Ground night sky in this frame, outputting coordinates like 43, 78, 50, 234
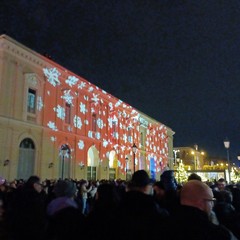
2, 0, 240, 163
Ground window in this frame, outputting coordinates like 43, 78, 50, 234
92, 113, 97, 132
27, 89, 36, 113
127, 127, 132, 143
87, 166, 96, 180
65, 103, 71, 124
140, 132, 144, 147
112, 120, 117, 138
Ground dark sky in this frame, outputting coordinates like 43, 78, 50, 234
2, 0, 240, 163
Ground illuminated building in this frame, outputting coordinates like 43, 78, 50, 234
0, 35, 174, 181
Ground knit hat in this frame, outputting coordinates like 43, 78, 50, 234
54, 180, 77, 197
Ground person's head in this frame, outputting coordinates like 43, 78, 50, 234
153, 181, 165, 200
188, 173, 202, 181
216, 178, 226, 191
180, 180, 215, 216
54, 180, 77, 198
25, 175, 43, 193
160, 170, 177, 191
95, 183, 120, 206
129, 170, 153, 194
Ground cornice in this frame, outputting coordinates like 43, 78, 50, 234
0, 35, 48, 69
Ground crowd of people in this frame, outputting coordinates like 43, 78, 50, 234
0, 170, 240, 239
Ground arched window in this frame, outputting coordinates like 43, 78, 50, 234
20, 138, 35, 149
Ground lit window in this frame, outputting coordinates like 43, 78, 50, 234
27, 89, 36, 113
127, 127, 132, 143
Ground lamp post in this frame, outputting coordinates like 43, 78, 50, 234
223, 138, 231, 183
173, 149, 180, 167
132, 143, 137, 173
60, 144, 69, 179
125, 157, 128, 180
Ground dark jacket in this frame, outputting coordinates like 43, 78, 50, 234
117, 190, 169, 239
168, 205, 238, 240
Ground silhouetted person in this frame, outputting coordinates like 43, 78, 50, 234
117, 170, 169, 240
45, 180, 86, 240
168, 180, 238, 240
6, 175, 47, 240
86, 183, 121, 240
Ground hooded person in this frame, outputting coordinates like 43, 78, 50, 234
46, 180, 78, 216
45, 180, 86, 240
159, 170, 180, 214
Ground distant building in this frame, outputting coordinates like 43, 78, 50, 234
173, 146, 206, 171
0, 35, 174, 181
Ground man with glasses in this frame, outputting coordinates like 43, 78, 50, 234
167, 180, 238, 240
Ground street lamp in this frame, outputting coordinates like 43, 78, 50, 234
223, 138, 231, 183
132, 143, 137, 173
60, 144, 69, 179
173, 149, 180, 166
125, 157, 128, 180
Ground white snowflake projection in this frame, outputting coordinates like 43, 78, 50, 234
84, 95, 89, 101
109, 102, 113, 111
88, 131, 93, 138
78, 140, 84, 150
37, 96, 43, 111
47, 91, 50, 95
61, 90, 74, 105
73, 115, 82, 129
97, 118, 103, 129
91, 93, 99, 104
95, 132, 101, 139
115, 100, 122, 107
128, 122, 133, 129
47, 121, 58, 131
88, 86, 94, 92
67, 126, 73, 132
50, 136, 56, 142
108, 118, 113, 128
78, 81, 86, 89
121, 145, 126, 151
43, 68, 61, 87
161, 133, 165, 139
114, 132, 119, 139
53, 105, 65, 120
103, 139, 108, 148
79, 102, 87, 114
66, 76, 79, 87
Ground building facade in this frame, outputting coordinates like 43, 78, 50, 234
173, 146, 206, 171
0, 35, 174, 181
